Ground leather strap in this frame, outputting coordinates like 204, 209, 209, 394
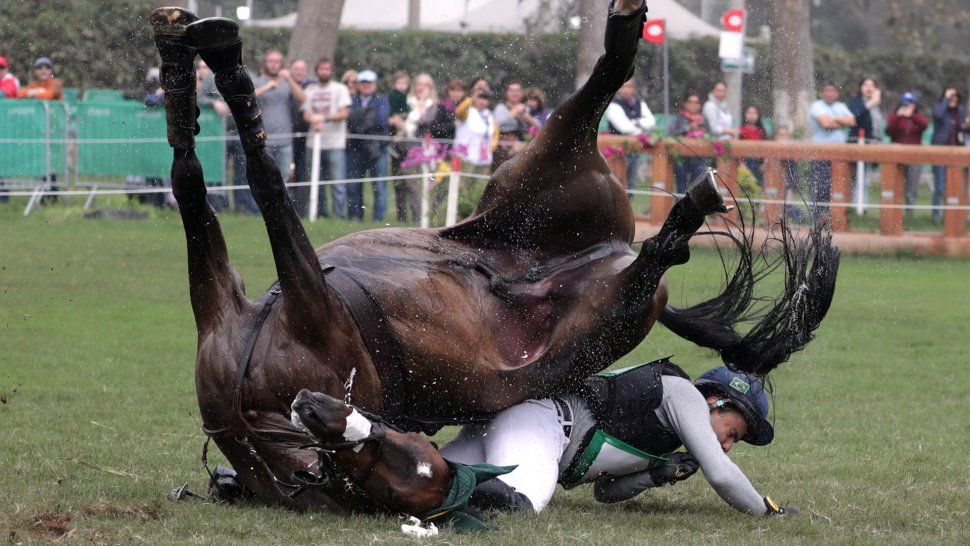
325, 268, 406, 418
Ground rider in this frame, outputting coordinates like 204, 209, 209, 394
439, 358, 795, 517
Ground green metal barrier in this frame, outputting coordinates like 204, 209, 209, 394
0, 99, 69, 178
75, 101, 225, 182
62, 87, 81, 104
82, 88, 125, 102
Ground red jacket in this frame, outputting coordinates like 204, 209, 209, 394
885, 113, 928, 145
738, 123, 766, 140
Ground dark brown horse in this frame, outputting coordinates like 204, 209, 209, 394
151, 0, 837, 518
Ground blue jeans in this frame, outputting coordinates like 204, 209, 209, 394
674, 156, 709, 194
932, 165, 947, 222
227, 139, 259, 214
625, 152, 643, 197
266, 142, 293, 181
808, 160, 832, 216
346, 147, 387, 222
314, 147, 347, 219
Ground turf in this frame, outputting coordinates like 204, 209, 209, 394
1, 201, 968, 545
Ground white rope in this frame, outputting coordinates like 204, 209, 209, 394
0, 173, 432, 198
626, 187, 970, 211
0, 132, 457, 146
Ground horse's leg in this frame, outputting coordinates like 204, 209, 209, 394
150, 8, 245, 333
185, 19, 334, 327
290, 390, 451, 515
445, 1, 648, 250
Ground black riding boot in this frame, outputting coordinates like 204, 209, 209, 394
185, 18, 265, 154
468, 478, 535, 513
149, 7, 200, 149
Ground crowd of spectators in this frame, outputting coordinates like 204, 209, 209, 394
2, 49, 970, 223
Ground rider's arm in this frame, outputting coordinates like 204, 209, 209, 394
660, 378, 768, 515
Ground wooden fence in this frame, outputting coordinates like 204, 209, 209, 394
598, 136, 970, 242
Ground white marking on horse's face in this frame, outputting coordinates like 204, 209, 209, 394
416, 462, 432, 478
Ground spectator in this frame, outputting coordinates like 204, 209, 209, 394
428, 78, 466, 141
493, 80, 534, 167
702, 81, 737, 139
143, 67, 164, 108
808, 82, 855, 214
886, 93, 929, 216
388, 71, 412, 216
397, 72, 437, 222
0, 56, 21, 98
288, 59, 315, 215
341, 70, 358, 98
667, 91, 709, 193
454, 89, 496, 218
253, 49, 306, 179
930, 87, 969, 223
345, 69, 390, 222
738, 105, 767, 186
523, 87, 550, 131
17, 57, 63, 100
302, 58, 352, 219
848, 77, 884, 143
606, 79, 656, 196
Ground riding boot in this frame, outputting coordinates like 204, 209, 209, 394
468, 478, 535, 513
149, 7, 200, 150
185, 17, 265, 154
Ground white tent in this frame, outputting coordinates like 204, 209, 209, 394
251, 0, 720, 39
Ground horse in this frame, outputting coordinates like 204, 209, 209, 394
150, 0, 838, 518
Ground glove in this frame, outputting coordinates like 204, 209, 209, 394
648, 452, 699, 486
764, 496, 799, 516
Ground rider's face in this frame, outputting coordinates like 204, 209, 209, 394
707, 398, 748, 453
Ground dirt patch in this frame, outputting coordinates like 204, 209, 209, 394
25, 508, 74, 540
83, 500, 166, 523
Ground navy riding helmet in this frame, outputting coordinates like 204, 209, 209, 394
694, 367, 773, 446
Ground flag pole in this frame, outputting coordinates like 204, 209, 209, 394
662, 32, 670, 118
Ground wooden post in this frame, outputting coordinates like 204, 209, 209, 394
607, 152, 628, 189
879, 163, 904, 235
763, 158, 784, 226
715, 154, 741, 223
943, 166, 968, 238
830, 161, 852, 232
650, 148, 674, 224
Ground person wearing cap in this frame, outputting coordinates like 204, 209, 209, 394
439, 357, 794, 517
0, 56, 20, 99
345, 69, 391, 222
17, 57, 62, 100
886, 93, 929, 215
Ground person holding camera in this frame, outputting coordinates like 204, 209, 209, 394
930, 88, 969, 223
886, 93, 929, 215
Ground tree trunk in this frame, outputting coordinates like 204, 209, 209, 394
408, 0, 421, 30
770, 0, 814, 136
575, 0, 608, 89
288, 0, 346, 63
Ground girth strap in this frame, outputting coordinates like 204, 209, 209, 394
325, 267, 407, 418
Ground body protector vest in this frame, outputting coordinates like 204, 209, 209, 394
607, 96, 642, 135
560, 357, 691, 488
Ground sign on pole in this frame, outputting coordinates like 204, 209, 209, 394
641, 18, 669, 117
720, 47, 755, 74
717, 8, 745, 61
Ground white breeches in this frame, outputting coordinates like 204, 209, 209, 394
439, 399, 569, 513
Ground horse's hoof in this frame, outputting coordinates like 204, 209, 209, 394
290, 389, 350, 440
686, 168, 729, 215
149, 7, 199, 36
185, 17, 238, 49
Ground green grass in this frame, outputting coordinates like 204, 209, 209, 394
1, 202, 968, 544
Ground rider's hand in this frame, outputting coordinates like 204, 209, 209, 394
648, 452, 699, 486
764, 496, 799, 516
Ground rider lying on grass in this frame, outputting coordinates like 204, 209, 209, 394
438, 358, 795, 516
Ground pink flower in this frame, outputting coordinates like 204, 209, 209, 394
601, 146, 615, 159
713, 140, 727, 156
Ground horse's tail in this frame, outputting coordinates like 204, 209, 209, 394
658, 216, 840, 377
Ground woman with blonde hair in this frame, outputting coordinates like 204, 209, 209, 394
394, 72, 439, 222
341, 69, 358, 97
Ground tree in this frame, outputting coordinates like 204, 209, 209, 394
769, 0, 814, 136
287, 0, 345, 63
574, 0, 607, 89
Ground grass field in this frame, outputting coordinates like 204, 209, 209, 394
1, 201, 968, 545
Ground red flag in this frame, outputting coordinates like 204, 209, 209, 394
721, 9, 744, 32
642, 18, 665, 44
